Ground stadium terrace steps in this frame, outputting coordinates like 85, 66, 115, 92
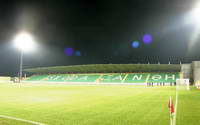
25, 73, 180, 84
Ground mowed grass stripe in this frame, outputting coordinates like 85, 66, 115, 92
0, 83, 176, 125
176, 87, 200, 125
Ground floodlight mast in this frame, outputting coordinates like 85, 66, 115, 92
19, 50, 23, 83
14, 32, 35, 83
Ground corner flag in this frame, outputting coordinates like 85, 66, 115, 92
168, 97, 174, 114
168, 96, 175, 125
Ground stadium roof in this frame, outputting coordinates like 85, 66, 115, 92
24, 64, 181, 74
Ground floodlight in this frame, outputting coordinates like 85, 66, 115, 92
13, 32, 36, 83
185, 3, 200, 25
14, 32, 35, 52
184, 3, 200, 53
191, 7, 200, 23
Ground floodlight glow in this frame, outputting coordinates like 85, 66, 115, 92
185, 2, 200, 53
191, 7, 200, 23
14, 32, 35, 52
185, 3, 200, 25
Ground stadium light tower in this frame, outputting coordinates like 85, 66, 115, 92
14, 32, 36, 83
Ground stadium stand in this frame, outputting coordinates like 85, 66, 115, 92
25, 73, 180, 84
23, 64, 182, 85
99, 74, 126, 83
26, 75, 48, 81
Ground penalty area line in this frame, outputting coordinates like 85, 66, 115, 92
0, 115, 47, 125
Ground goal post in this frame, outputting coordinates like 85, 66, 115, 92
176, 79, 190, 90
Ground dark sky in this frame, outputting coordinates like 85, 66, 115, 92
0, 0, 200, 76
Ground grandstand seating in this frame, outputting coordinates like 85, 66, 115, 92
26, 75, 48, 81
125, 73, 148, 83
99, 74, 126, 83
25, 73, 180, 84
42, 74, 100, 82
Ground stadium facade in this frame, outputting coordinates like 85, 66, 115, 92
182, 61, 200, 85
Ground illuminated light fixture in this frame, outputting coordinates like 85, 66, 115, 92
13, 31, 36, 83
185, 2, 200, 54
14, 32, 35, 52
191, 4, 200, 23
185, 3, 200, 25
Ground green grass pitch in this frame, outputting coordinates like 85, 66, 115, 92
0, 83, 199, 125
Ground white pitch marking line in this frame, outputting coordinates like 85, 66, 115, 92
0, 115, 47, 125
145, 74, 150, 85
174, 87, 178, 125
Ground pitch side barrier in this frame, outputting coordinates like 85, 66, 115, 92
24, 73, 180, 85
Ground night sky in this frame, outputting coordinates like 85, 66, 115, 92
0, 0, 200, 76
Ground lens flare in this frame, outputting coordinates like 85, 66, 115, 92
143, 34, 153, 44
75, 50, 81, 56
131, 41, 140, 48
64, 48, 74, 56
